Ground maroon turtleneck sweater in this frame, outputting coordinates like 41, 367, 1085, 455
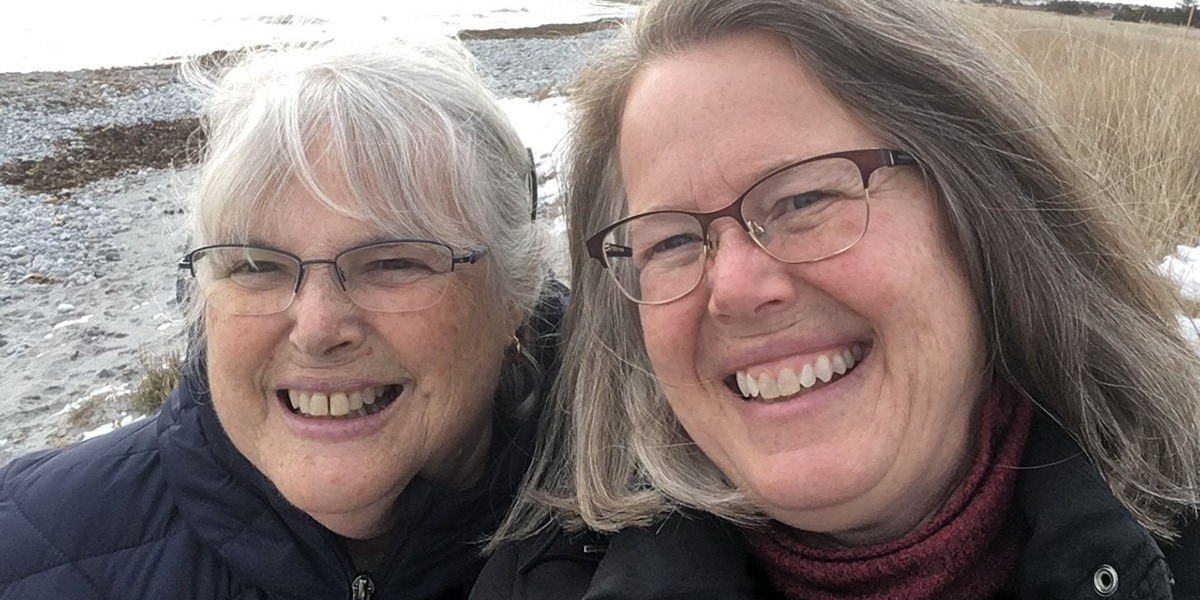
743, 384, 1033, 600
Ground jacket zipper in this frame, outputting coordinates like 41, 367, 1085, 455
350, 573, 375, 600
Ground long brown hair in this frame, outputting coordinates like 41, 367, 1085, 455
496, 0, 1200, 544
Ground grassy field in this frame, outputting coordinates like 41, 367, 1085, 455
955, 4, 1200, 259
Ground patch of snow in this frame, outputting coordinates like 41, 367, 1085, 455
52, 314, 95, 330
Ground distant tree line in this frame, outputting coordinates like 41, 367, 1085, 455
973, 1, 1199, 28
1041, 1, 1095, 15
1110, 4, 1197, 27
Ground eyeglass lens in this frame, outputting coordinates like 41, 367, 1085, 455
601, 156, 871, 304
189, 242, 458, 315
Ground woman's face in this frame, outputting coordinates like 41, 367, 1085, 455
204, 164, 513, 539
618, 32, 988, 545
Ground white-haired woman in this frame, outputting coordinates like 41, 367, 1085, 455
0, 36, 563, 599
476, 0, 1200, 598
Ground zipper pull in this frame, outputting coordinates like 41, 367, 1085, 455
350, 573, 375, 600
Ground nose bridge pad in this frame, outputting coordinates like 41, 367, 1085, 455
294, 261, 352, 306
746, 220, 767, 245
330, 262, 350, 292
705, 217, 763, 261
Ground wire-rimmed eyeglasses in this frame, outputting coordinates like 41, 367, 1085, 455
585, 148, 918, 305
178, 240, 489, 315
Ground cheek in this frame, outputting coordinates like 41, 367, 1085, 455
400, 286, 511, 396
851, 202, 974, 326
204, 310, 278, 396
848, 222, 985, 392
639, 302, 704, 381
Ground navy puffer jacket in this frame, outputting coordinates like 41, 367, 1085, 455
0, 282, 565, 600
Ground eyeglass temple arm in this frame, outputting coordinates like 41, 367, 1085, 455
527, 148, 538, 221
890, 149, 918, 167
452, 247, 490, 265
604, 244, 632, 258
860, 149, 919, 186
175, 255, 195, 305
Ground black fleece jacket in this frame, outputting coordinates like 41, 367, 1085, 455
473, 411, 1200, 600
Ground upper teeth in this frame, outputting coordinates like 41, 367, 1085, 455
735, 344, 863, 400
287, 386, 386, 417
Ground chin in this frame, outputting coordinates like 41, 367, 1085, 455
741, 453, 882, 527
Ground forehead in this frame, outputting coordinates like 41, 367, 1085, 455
223, 152, 454, 252
247, 183, 388, 254
617, 31, 881, 213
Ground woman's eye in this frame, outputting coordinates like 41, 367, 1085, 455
230, 260, 284, 275
782, 191, 829, 211
367, 259, 433, 272
644, 233, 702, 260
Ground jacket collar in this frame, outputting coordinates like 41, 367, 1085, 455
1009, 410, 1178, 599
506, 406, 1192, 600
154, 338, 554, 597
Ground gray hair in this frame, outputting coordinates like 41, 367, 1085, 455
181, 36, 552, 360
497, 0, 1200, 544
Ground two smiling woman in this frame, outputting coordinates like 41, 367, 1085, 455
3, 0, 1199, 598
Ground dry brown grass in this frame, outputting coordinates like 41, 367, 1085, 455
65, 349, 180, 434
956, 5, 1200, 258
128, 350, 182, 415
65, 394, 109, 429
457, 18, 622, 41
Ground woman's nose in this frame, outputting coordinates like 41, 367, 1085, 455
287, 265, 363, 357
704, 225, 799, 319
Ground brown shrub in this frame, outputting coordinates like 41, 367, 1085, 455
961, 5, 1200, 258
127, 350, 182, 416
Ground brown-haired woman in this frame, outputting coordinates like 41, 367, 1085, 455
475, 0, 1200, 598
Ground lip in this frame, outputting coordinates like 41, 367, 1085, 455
716, 335, 871, 378
272, 377, 408, 443
275, 377, 400, 394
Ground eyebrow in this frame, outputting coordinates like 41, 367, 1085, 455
237, 234, 411, 255
627, 153, 808, 214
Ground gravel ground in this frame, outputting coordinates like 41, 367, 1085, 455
0, 26, 618, 464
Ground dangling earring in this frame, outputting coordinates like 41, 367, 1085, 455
500, 329, 542, 417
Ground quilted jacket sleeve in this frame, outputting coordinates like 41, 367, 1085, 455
0, 418, 180, 599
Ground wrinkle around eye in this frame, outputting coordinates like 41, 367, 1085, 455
637, 233, 705, 269
763, 190, 838, 221
364, 258, 427, 271
783, 191, 827, 210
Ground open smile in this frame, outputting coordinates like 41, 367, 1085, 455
725, 343, 867, 402
278, 385, 403, 418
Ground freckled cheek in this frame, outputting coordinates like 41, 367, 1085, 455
447, 321, 476, 362
205, 311, 281, 396
393, 300, 501, 392
864, 263, 982, 389
639, 304, 705, 381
